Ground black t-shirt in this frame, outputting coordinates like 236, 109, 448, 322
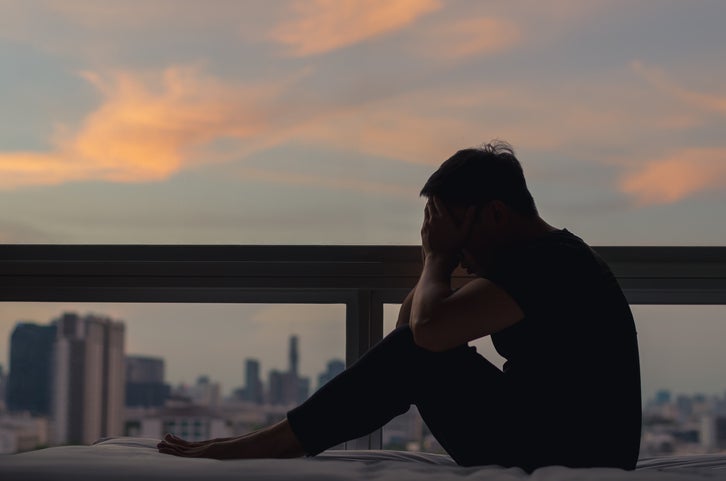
486, 228, 642, 469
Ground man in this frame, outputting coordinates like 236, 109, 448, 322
158, 141, 642, 471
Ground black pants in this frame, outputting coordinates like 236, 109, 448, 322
287, 325, 521, 468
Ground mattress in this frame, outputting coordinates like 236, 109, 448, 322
1, 437, 726, 481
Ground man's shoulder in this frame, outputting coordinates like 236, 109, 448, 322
498, 228, 613, 283
507, 228, 592, 263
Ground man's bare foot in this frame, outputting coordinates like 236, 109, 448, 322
157, 419, 305, 459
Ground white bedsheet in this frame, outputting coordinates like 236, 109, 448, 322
1, 437, 725, 481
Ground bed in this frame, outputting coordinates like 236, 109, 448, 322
1, 437, 726, 481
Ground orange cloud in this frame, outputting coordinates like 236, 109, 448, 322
0, 67, 296, 189
270, 0, 441, 56
415, 16, 522, 59
619, 148, 726, 205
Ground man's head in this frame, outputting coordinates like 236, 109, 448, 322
420, 140, 536, 217
420, 141, 540, 274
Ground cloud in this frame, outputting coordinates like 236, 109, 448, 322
236, 167, 411, 198
414, 16, 522, 59
619, 148, 726, 205
270, 0, 441, 56
284, 80, 654, 167
44, 1, 231, 29
631, 60, 726, 116
293, 107, 473, 167
614, 63, 726, 205
0, 67, 297, 189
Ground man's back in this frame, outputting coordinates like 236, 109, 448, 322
487, 229, 642, 469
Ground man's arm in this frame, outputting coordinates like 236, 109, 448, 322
410, 255, 524, 351
395, 284, 417, 328
411, 197, 524, 351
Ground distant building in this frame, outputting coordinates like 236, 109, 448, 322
126, 356, 164, 383
125, 356, 169, 408
186, 376, 221, 407
267, 369, 285, 405
6, 323, 57, 416
287, 336, 311, 404
0, 413, 49, 454
317, 359, 345, 391
676, 395, 694, 422
700, 414, 716, 451
297, 377, 310, 404
655, 389, 672, 406
716, 417, 726, 451
281, 370, 302, 405
266, 336, 311, 406
289, 336, 299, 376
383, 406, 424, 451
52, 313, 126, 445
244, 359, 263, 404
0, 364, 5, 411
125, 403, 231, 442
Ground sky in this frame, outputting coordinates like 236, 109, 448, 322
1, 1, 725, 401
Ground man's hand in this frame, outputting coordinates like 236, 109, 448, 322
421, 197, 476, 269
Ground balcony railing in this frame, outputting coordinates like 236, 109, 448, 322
1, 245, 725, 448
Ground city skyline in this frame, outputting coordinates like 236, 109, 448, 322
1, 306, 348, 399
1, 303, 725, 402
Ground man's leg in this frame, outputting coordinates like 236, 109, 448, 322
411, 339, 516, 467
287, 325, 513, 465
159, 325, 512, 462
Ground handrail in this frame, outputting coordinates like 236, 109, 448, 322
0, 245, 724, 303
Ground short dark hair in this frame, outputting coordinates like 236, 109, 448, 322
420, 140, 538, 217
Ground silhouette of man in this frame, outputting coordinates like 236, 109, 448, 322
159, 141, 642, 471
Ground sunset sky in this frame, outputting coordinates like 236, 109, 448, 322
1, 1, 725, 401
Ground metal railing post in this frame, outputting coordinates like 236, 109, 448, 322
344, 289, 384, 449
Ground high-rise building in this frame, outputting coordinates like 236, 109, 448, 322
126, 356, 164, 384
267, 335, 310, 406
296, 377, 310, 404
267, 369, 285, 405
317, 359, 345, 391
6, 323, 57, 416
125, 356, 169, 408
52, 313, 125, 445
244, 359, 263, 404
0, 364, 7, 411
289, 336, 299, 376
